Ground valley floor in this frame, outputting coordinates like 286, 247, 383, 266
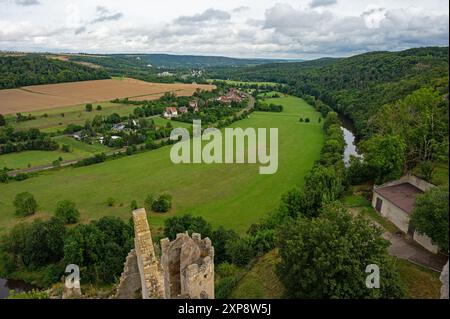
0, 95, 324, 235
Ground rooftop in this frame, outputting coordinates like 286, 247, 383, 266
374, 182, 424, 214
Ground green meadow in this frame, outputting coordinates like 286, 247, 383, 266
0, 95, 324, 234
9, 102, 136, 132
0, 136, 110, 170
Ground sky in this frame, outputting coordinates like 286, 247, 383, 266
0, 0, 448, 59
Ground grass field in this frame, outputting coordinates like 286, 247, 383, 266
9, 102, 137, 132
0, 95, 324, 235
0, 136, 109, 170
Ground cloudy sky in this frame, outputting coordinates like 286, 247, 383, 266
0, 0, 448, 59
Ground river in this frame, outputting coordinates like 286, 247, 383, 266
338, 114, 361, 166
0, 277, 35, 299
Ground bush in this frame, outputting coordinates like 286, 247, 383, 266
163, 214, 213, 240
55, 200, 80, 224
96, 105, 102, 111
7, 290, 50, 299
61, 144, 70, 153
225, 237, 254, 266
144, 194, 154, 211
305, 118, 310, 123
151, 193, 172, 213
130, 200, 138, 211
0, 170, 9, 183
14, 173, 29, 181
13, 192, 37, 217
85, 104, 93, 112
106, 197, 115, 207
299, 118, 304, 122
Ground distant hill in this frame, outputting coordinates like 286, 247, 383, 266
114, 53, 300, 68
0, 54, 110, 89
67, 53, 300, 69
210, 46, 449, 137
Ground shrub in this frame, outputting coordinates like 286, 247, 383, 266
14, 192, 37, 217
130, 200, 138, 211
106, 197, 116, 207
55, 200, 80, 224
14, 173, 29, 181
85, 104, 93, 112
305, 118, 310, 123
225, 237, 254, 266
163, 214, 212, 240
144, 194, 154, 211
299, 118, 304, 122
0, 170, 9, 183
61, 144, 70, 153
96, 105, 102, 111
151, 193, 172, 213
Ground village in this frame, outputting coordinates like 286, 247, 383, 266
70, 88, 248, 149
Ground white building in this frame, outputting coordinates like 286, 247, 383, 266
372, 174, 439, 253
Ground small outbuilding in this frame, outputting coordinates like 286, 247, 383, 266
372, 174, 438, 253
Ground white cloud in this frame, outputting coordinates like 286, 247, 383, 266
0, 0, 448, 58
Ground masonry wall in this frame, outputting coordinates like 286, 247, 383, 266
372, 193, 410, 233
372, 193, 439, 254
132, 208, 165, 299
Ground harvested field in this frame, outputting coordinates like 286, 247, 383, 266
0, 78, 215, 114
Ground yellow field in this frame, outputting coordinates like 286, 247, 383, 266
0, 78, 215, 114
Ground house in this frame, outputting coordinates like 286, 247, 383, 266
163, 107, 178, 119
189, 100, 199, 112
72, 131, 83, 141
112, 123, 126, 132
372, 174, 438, 253
158, 71, 175, 77
178, 106, 188, 114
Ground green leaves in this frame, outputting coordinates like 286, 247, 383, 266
276, 202, 404, 299
410, 186, 449, 251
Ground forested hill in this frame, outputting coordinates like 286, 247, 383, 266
69, 53, 297, 69
210, 47, 449, 138
0, 55, 110, 89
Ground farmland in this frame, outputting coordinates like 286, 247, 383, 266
0, 78, 215, 114
0, 95, 324, 235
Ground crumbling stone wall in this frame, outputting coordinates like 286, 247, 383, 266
116, 208, 214, 299
161, 232, 214, 299
115, 249, 142, 299
133, 208, 165, 299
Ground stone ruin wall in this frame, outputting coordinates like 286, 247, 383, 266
115, 208, 214, 299
161, 232, 214, 299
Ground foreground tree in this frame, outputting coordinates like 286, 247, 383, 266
410, 186, 449, 251
13, 192, 37, 217
277, 202, 404, 298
